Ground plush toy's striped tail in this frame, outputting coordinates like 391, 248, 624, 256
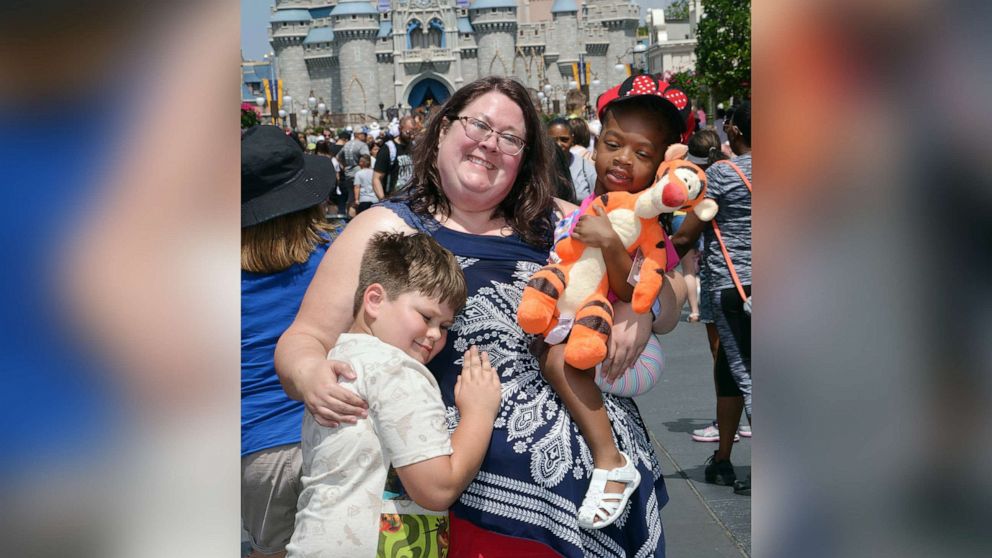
563, 295, 613, 370
518, 266, 567, 335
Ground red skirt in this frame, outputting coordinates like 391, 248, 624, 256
449, 513, 561, 557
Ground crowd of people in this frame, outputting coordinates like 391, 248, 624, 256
242, 74, 751, 557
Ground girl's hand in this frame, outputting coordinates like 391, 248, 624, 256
572, 206, 622, 250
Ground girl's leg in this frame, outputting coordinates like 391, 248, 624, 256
541, 345, 626, 494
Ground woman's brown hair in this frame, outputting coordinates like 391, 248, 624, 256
405, 76, 556, 250
241, 204, 332, 273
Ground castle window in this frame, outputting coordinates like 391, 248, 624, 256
428, 18, 445, 48
407, 19, 425, 49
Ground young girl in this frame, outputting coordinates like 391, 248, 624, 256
539, 75, 691, 529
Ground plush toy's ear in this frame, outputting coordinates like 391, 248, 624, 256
693, 199, 719, 222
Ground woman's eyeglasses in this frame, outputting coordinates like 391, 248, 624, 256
455, 116, 527, 156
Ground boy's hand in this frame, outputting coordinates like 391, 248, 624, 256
572, 206, 622, 250
454, 346, 501, 420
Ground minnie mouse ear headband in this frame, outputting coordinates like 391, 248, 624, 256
242, 125, 336, 227
596, 74, 691, 138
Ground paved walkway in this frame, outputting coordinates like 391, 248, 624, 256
635, 317, 751, 557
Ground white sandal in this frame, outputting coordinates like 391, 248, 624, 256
577, 451, 641, 530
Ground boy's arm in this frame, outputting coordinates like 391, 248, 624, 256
393, 347, 500, 511
393, 409, 493, 511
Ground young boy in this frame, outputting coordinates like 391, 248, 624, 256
286, 232, 501, 558
539, 75, 691, 529
352, 154, 377, 215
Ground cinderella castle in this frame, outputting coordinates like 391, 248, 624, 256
268, 0, 644, 121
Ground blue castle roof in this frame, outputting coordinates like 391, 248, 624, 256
377, 21, 392, 38
330, 0, 379, 17
551, 0, 578, 13
456, 17, 474, 34
270, 9, 312, 23
304, 27, 335, 44
309, 6, 334, 19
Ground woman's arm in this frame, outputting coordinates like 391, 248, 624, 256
671, 211, 707, 259
653, 269, 687, 334
274, 206, 414, 426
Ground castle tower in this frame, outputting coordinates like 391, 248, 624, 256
549, 0, 580, 98
269, 4, 314, 119
585, 0, 641, 90
331, 0, 382, 116
468, 0, 518, 77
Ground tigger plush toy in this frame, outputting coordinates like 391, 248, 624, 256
517, 159, 718, 370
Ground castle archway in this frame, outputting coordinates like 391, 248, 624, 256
406, 77, 452, 111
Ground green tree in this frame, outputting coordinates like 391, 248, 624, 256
668, 69, 702, 104
665, 0, 689, 21
695, 0, 750, 101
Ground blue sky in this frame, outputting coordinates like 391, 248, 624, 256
242, 0, 675, 61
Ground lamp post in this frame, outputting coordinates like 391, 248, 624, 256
307, 94, 317, 128
255, 96, 266, 121
541, 82, 563, 115
613, 43, 648, 76
551, 85, 566, 115
283, 94, 294, 129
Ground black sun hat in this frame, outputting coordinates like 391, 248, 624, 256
242, 125, 336, 227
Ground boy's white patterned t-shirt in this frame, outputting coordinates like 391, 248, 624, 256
286, 333, 453, 558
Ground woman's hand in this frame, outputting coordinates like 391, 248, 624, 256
572, 206, 621, 250
297, 356, 367, 428
602, 301, 653, 383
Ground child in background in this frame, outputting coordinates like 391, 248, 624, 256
353, 154, 377, 214
538, 75, 692, 530
286, 232, 501, 558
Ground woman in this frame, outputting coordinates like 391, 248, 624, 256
275, 77, 671, 556
677, 129, 728, 325
673, 102, 753, 495
567, 116, 594, 161
547, 117, 596, 200
241, 125, 344, 557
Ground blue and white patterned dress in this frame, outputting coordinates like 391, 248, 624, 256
382, 200, 669, 557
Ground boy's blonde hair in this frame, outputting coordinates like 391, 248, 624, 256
353, 232, 467, 316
